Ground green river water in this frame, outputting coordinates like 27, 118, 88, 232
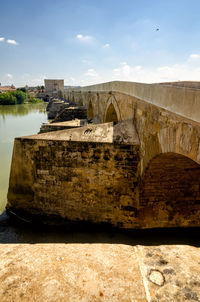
0, 103, 47, 214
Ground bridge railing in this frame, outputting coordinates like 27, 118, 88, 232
64, 81, 200, 123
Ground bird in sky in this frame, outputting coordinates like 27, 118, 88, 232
156, 28, 159, 31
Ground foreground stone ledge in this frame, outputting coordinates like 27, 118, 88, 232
39, 119, 88, 134
0, 244, 199, 302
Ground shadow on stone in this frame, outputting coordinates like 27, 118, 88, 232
1, 210, 200, 246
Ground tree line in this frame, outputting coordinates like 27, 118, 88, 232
0, 88, 42, 105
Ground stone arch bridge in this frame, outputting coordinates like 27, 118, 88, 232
7, 81, 200, 229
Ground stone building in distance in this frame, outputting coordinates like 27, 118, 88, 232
44, 79, 64, 93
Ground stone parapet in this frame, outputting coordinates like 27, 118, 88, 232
64, 80, 200, 123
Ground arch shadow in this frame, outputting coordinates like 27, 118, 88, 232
79, 98, 83, 106
88, 100, 94, 119
104, 95, 121, 123
139, 152, 200, 228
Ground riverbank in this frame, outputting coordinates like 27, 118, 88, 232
0, 90, 43, 105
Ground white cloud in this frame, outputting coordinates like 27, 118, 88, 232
189, 54, 200, 60
81, 68, 102, 84
64, 77, 78, 86
113, 62, 132, 77
1, 73, 50, 87
6, 74, 13, 79
69, 77, 75, 82
5, 52, 200, 88
0, 37, 5, 42
76, 34, 92, 41
103, 43, 110, 49
110, 53, 200, 83
122, 64, 131, 76
6, 39, 18, 45
77, 34, 83, 39
84, 69, 99, 77
32, 74, 47, 85
134, 65, 142, 71
19, 74, 47, 86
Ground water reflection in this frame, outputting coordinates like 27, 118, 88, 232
0, 103, 46, 121
0, 103, 47, 213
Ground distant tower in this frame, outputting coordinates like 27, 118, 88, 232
44, 79, 64, 93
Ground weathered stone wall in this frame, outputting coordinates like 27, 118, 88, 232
140, 153, 200, 228
62, 92, 129, 124
47, 100, 65, 119
7, 136, 140, 228
63, 80, 200, 123
44, 79, 64, 93
128, 92, 200, 172
7, 117, 200, 228
62, 90, 200, 171
54, 107, 87, 123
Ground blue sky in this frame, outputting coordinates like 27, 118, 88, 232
1, 0, 200, 86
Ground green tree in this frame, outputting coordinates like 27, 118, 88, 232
0, 92, 16, 105
17, 87, 27, 93
13, 90, 26, 104
0, 90, 43, 105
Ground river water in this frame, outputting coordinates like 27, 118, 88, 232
0, 103, 48, 213
0, 103, 199, 245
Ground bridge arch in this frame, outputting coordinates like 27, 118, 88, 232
79, 97, 83, 106
105, 103, 118, 123
104, 95, 121, 123
139, 152, 200, 228
88, 100, 94, 119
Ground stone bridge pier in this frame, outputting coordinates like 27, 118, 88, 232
7, 81, 200, 229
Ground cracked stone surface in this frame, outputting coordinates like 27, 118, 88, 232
0, 244, 199, 302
